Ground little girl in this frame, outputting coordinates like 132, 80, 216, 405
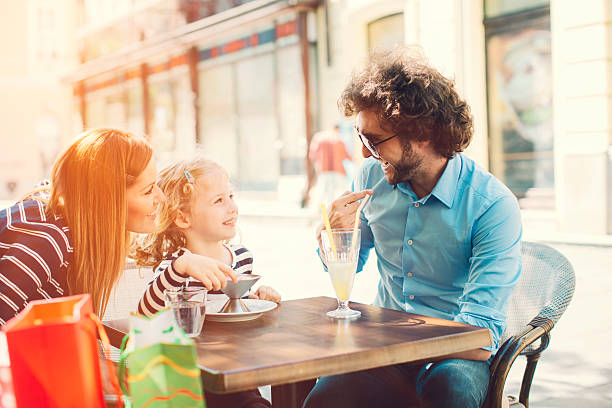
134, 158, 280, 408
135, 157, 281, 316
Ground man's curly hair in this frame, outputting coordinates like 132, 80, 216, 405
339, 47, 473, 158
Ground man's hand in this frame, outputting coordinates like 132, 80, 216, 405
316, 190, 373, 245
173, 253, 238, 291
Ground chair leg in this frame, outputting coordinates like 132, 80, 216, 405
518, 353, 541, 407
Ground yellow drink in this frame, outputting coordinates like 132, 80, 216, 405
328, 262, 357, 301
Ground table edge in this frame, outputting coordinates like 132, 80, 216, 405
200, 327, 492, 393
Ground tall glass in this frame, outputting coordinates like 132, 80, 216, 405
320, 228, 361, 318
164, 287, 207, 337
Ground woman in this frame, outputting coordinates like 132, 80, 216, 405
1, 128, 272, 406
1, 128, 237, 323
0, 128, 166, 322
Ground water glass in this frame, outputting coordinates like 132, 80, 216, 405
164, 287, 207, 337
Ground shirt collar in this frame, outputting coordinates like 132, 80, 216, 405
430, 154, 462, 208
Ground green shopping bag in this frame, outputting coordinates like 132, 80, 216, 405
119, 310, 205, 407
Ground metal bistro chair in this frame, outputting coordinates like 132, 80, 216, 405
484, 241, 576, 408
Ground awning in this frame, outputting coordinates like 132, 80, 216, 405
68, 0, 319, 83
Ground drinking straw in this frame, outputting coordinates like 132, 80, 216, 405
321, 203, 338, 261
350, 195, 370, 258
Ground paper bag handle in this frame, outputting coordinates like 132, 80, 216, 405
89, 313, 124, 408
117, 333, 131, 406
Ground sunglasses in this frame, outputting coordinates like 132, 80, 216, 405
354, 126, 399, 159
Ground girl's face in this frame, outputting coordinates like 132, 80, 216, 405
188, 173, 238, 242
126, 159, 165, 233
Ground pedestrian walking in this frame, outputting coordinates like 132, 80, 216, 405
307, 124, 352, 206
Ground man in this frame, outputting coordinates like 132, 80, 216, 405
304, 47, 522, 408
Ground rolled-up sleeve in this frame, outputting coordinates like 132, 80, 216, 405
356, 211, 374, 274
454, 194, 522, 352
351, 168, 374, 274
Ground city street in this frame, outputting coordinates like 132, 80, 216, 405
2, 1, 611, 407
239, 211, 612, 407
3, 196, 611, 406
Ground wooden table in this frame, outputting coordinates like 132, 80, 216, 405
104, 296, 491, 407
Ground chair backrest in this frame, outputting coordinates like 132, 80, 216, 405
103, 258, 154, 361
103, 258, 154, 321
501, 241, 576, 352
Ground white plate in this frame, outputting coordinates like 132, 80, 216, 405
206, 299, 278, 322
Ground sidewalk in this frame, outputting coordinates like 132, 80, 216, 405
236, 196, 612, 247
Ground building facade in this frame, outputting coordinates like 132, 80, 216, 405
69, 0, 611, 236
71, 0, 319, 191
0, 0, 77, 201
316, 0, 612, 236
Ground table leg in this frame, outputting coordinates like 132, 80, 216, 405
271, 379, 316, 408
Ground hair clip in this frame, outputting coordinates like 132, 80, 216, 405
184, 170, 196, 184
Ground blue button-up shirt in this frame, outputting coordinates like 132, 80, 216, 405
354, 154, 522, 352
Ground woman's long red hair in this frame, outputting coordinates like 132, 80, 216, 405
47, 128, 152, 316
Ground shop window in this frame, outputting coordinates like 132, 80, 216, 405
106, 93, 127, 129
85, 94, 106, 129
148, 70, 194, 160
484, 3, 554, 208
485, 0, 549, 19
235, 53, 279, 190
277, 45, 307, 175
149, 80, 176, 153
127, 83, 145, 136
173, 75, 196, 153
200, 52, 280, 190
368, 13, 404, 52
215, 0, 237, 14
197, 38, 308, 189
199, 64, 239, 177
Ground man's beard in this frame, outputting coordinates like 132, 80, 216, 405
384, 143, 423, 185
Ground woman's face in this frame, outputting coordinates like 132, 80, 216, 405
126, 159, 165, 233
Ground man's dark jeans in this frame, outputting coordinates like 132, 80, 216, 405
302, 358, 490, 408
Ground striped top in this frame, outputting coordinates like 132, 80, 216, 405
137, 244, 253, 316
0, 200, 73, 325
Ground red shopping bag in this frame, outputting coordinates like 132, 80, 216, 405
2, 294, 121, 408
0, 332, 16, 408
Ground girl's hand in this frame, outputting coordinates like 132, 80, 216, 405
173, 253, 237, 291
249, 285, 281, 303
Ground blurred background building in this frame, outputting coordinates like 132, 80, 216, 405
70, 0, 318, 194
0, 0, 77, 202
1, 0, 611, 237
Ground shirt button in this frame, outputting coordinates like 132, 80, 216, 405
409, 295, 415, 300
414, 202, 420, 207
407, 272, 413, 277
407, 239, 413, 246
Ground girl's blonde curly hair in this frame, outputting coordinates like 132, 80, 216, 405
132, 157, 228, 270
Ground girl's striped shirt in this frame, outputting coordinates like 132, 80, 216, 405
137, 244, 253, 316
0, 200, 72, 325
